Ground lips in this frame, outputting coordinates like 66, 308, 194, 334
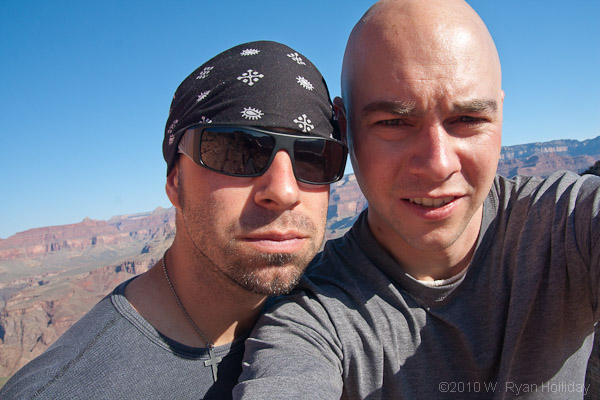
408, 196, 455, 208
246, 231, 306, 241
241, 231, 308, 253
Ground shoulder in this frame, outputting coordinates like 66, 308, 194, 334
490, 171, 600, 213
0, 293, 123, 399
257, 235, 358, 323
299, 233, 368, 297
260, 219, 393, 331
493, 171, 600, 197
482, 172, 600, 262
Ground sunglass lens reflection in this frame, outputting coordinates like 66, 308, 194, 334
294, 139, 344, 183
200, 129, 274, 175
199, 128, 343, 183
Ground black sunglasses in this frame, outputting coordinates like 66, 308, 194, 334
177, 125, 348, 185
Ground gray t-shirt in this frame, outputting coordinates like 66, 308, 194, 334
1, 278, 245, 399
234, 172, 600, 399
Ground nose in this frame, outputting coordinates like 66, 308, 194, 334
408, 124, 461, 182
254, 150, 301, 210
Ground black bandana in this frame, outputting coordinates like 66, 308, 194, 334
163, 40, 339, 175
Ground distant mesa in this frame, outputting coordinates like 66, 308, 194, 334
0, 207, 177, 268
497, 135, 600, 178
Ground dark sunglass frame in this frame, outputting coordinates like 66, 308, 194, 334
177, 125, 348, 185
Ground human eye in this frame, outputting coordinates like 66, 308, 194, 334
446, 114, 493, 137
448, 115, 494, 131
456, 115, 486, 124
376, 118, 407, 126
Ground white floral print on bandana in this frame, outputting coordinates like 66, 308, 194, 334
196, 66, 214, 80
196, 91, 210, 103
293, 114, 314, 132
287, 52, 306, 65
238, 69, 264, 86
296, 76, 314, 90
240, 49, 260, 56
241, 107, 264, 120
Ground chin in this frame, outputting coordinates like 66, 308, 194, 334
238, 268, 303, 296
225, 258, 308, 296
222, 243, 318, 295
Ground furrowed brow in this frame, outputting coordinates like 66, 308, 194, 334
362, 100, 419, 117
452, 99, 498, 114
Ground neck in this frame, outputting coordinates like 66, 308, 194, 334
402, 243, 475, 281
125, 242, 267, 348
371, 207, 482, 281
169, 242, 268, 345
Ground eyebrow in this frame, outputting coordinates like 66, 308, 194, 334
362, 99, 498, 117
362, 100, 420, 117
451, 99, 498, 114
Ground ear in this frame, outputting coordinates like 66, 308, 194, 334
165, 161, 182, 210
333, 96, 348, 145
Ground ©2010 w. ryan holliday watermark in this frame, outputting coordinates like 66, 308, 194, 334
438, 380, 590, 396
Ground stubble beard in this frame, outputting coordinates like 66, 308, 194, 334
218, 210, 322, 295
178, 176, 323, 297
223, 244, 316, 296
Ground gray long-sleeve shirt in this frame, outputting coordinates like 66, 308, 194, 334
234, 172, 600, 399
1, 278, 245, 399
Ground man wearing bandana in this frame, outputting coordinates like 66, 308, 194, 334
0, 41, 346, 399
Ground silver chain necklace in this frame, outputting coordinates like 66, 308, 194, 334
162, 253, 222, 381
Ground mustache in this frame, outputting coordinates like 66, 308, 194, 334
236, 209, 317, 233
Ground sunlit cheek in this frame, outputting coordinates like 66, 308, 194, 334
313, 192, 331, 228
354, 138, 381, 175
209, 191, 253, 230
457, 142, 499, 191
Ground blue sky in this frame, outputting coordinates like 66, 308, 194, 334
1, 0, 599, 239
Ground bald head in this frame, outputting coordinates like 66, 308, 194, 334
340, 0, 501, 107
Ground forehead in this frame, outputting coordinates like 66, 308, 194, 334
365, 31, 488, 78
345, 13, 501, 108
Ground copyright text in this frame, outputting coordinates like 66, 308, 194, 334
438, 381, 589, 396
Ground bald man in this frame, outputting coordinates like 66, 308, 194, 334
234, 1, 600, 398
